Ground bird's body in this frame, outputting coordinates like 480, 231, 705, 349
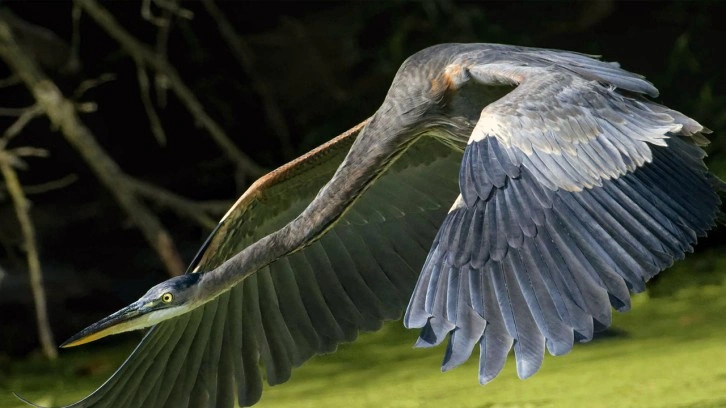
38, 43, 721, 408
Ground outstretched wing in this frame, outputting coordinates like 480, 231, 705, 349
404, 47, 721, 383
50, 43, 721, 408
56, 120, 462, 408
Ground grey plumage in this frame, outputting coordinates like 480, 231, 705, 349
407, 134, 719, 382
44, 43, 721, 408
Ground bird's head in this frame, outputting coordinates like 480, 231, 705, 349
61, 273, 203, 348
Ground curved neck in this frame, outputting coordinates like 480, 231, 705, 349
204, 113, 415, 296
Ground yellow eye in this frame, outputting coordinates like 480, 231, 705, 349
161, 293, 173, 303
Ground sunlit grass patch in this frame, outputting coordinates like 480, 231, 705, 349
2, 284, 725, 408
255, 287, 726, 408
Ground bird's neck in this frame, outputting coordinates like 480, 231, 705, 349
202, 113, 417, 298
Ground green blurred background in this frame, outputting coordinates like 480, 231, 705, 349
0, 1, 725, 407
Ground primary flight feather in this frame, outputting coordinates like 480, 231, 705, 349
37, 43, 721, 408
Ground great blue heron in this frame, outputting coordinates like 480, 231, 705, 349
29, 43, 721, 407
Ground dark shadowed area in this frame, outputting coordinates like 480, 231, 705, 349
0, 1, 724, 407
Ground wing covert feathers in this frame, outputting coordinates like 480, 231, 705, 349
405, 135, 720, 383
406, 46, 719, 384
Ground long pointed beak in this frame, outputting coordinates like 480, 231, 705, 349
61, 300, 146, 348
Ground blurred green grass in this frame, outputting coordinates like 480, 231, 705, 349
2, 256, 726, 408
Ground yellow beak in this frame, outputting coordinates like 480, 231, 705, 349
61, 300, 145, 348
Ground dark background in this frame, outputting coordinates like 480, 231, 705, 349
0, 1, 724, 358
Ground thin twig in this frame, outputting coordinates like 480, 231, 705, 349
1, 104, 43, 146
202, 0, 295, 159
74, 101, 98, 113
9, 146, 49, 158
0, 21, 185, 277
154, 7, 172, 108
75, 0, 265, 178
22, 174, 78, 194
123, 175, 220, 230
155, 0, 194, 20
154, 72, 169, 108
0, 150, 27, 170
0, 151, 57, 360
136, 64, 166, 145
141, 0, 169, 27
73, 73, 116, 100
139, 0, 171, 144
142, 0, 194, 26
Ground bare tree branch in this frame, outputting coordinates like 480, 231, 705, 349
123, 175, 223, 230
0, 150, 57, 360
8, 146, 49, 159
73, 73, 116, 100
74, 101, 98, 113
142, 0, 193, 26
1, 104, 43, 146
22, 173, 78, 194
0, 174, 77, 197
154, 7, 172, 108
141, 0, 169, 27
136, 64, 167, 145
203, 0, 295, 159
155, 0, 194, 20
76, 0, 266, 179
0, 21, 186, 277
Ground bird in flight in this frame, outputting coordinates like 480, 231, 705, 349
32, 43, 722, 407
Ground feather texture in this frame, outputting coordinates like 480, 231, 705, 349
54, 43, 720, 408
405, 135, 720, 379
